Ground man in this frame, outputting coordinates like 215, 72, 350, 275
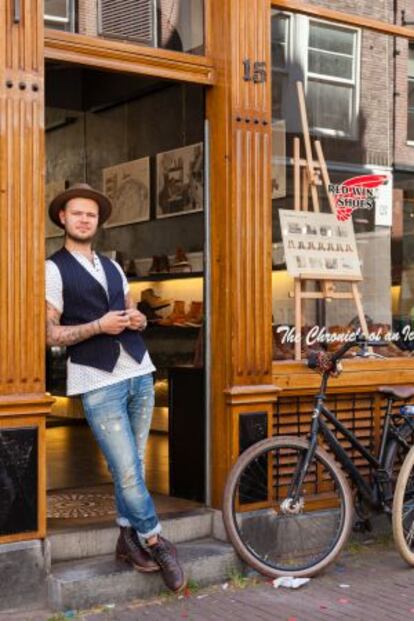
45, 183, 185, 593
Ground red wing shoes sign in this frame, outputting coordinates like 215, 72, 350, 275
328, 173, 391, 224
279, 209, 362, 280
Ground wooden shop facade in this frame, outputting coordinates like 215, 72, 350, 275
1, 0, 414, 547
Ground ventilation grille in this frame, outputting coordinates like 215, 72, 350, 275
272, 393, 376, 500
98, 0, 155, 45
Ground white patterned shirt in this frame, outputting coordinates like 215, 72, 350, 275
46, 251, 155, 396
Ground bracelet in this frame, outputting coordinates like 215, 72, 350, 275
96, 319, 102, 334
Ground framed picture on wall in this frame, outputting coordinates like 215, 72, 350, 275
156, 143, 204, 219
46, 180, 66, 238
103, 157, 150, 228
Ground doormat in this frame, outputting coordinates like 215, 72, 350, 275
47, 491, 117, 519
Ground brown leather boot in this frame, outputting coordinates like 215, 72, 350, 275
158, 300, 187, 326
170, 247, 192, 273
147, 536, 186, 592
141, 287, 171, 310
148, 256, 161, 274
116, 527, 160, 573
184, 301, 203, 327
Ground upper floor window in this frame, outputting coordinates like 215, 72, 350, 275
307, 21, 359, 136
44, 0, 74, 32
271, 13, 290, 120
45, 0, 204, 56
408, 43, 414, 142
271, 11, 360, 138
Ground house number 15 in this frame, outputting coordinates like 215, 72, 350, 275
242, 59, 267, 84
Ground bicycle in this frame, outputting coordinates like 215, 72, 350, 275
223, 336, 414, 577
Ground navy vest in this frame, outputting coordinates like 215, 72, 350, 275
49, 248, 147, 372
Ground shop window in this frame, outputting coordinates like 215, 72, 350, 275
44, 0, 75, 31
407, 44, 414, 142
271, 20, 410, 362
271, 11, 360, 138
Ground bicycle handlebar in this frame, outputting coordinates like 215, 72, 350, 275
330, 337, 388, 364
308, 336, 388, 374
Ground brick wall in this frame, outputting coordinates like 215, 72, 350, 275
78, 0, 97, 37
305, 0, 391, 21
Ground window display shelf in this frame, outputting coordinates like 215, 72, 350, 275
128, 271, 203, 282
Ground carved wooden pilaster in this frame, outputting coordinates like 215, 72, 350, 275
0, 0, 45, 399
207, 0, 277, 507
0, 0, 49, 542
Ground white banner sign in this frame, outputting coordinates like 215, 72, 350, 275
373, 170, 393, 227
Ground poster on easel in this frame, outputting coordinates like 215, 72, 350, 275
279, 209, 361, 280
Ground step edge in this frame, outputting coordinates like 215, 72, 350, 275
49, 537, 236, 575
48, 508, 213, 539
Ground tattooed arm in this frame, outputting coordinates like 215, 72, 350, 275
46, 302, 133, 346
46, 302, 101, 347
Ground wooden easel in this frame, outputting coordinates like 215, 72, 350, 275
291, 82, 369, 361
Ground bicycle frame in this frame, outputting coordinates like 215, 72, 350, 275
289, 371, 412, 510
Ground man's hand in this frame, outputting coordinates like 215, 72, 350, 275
124, 308, 147, 331
99, 311, 133, 335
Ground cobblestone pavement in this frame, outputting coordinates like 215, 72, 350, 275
3, 538, 414, 621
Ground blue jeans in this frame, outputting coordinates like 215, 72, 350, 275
81, 373, 161, 541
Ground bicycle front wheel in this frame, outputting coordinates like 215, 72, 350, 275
392, 445, 414, 566
223, 436, 353, 577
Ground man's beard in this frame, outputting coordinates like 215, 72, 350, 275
65, 231, 95, 243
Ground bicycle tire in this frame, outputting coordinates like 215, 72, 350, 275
384, 423, 414, 506
392, 445, 414, 566
223, 436, 353, 577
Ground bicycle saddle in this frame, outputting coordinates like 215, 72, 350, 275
378, 385, 414, 400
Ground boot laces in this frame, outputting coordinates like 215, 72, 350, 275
152, 540, 174, 568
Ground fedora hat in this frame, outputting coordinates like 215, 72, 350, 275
48, 183, 112, 229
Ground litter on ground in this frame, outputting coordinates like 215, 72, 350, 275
272, 577, 310, 589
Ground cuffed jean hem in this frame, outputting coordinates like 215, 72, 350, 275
137, 521, 162, 546
116, 517, 132, 527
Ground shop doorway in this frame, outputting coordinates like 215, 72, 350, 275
45, 62, 208, 529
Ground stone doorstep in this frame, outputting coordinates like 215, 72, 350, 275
0, 540, 48, 611
48, 537, 242, 611
48, 508, 214, 563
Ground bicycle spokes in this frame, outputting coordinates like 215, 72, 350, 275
231, 442, 349, 573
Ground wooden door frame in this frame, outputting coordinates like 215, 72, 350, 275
44, 28, 216, 85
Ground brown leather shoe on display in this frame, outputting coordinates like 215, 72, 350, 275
141, 288, 171, 310
158, 254, 170, 273
158, 300, 187, 326
185, 301, 203, 327
148, 256, 161, 274
116, 527, 160, 573
170, 247, 192, 273
137, 301, 163, 323
147, 536, 186, 593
